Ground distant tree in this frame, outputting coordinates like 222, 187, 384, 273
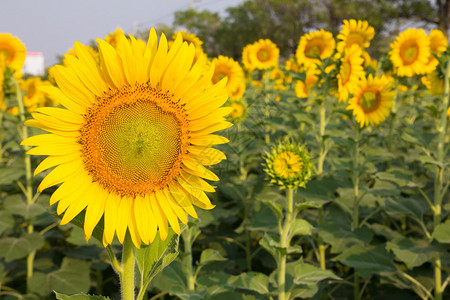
136, 0, 448, 61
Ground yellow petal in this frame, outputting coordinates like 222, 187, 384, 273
97, 38, 126, 89
84, 184, 108, 241
26, 143, 80, 156
155, 189, 180, 235
128, 200, 142, 248
104, 193, 120, 245
149, 33, 168, 87
116, 196, 132, 244
37, 159, 84, 192
24, 119, 79, 138
187, 147, 226, 165
21, 134, 78, 147
35, 107, 84, 124
117, 34, 137, 85
50, 171, 91, 206
38, 85, 86, 115
150, 193, 168, 241
189, 134, 229, 147
31, 112, 81, 131
34, 153, 80, 176
53, 65, 94, 107
144, 28, 158, 77
168, 183, 198, 218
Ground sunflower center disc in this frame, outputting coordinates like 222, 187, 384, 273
305, 42, 322, 59
99, 101, 181, 183
360, 90, 380, 113
80, 83, 190, 197
347, 32, 365, 48
401, 42, 419, 65
257, 49, 270, 62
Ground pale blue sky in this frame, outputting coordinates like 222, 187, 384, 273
0, 0, 243, 66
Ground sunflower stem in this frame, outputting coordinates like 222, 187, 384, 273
263, 70, 271, 145
387, 78, 398, 153
120, 232, 136, 300
317, 97, 327, 175
239, 151, 252, 271
278, 188, 294, 300
183, 226, 196, 292
352, 123, 360, 231
14, 78, 36, 291
432, 58, 450, 300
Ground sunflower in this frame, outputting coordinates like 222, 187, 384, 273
422, 70, 444, 95
296, 30, 335, 69
264, 142, 312, 189
336, 19, 375, 53
0, 33, 26, 71
227, 99, 247, 123
171, 31, 205, 63
242, 44, 256, 72
22, 29, 232, 248
294, 69, 318, 98
248, 39, 279, 70
229, 81, 246, 100
425, 29, 448, 73
346, 74, 395, 127
211, 55, 244, 96
21, 77, 52, 112
337, 45, 365, 102
390, 28, 430, 77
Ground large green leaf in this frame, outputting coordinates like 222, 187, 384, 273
29, 272, 50, 296
0, 166, 25, 185
386, 238, 441, 269
383, 197, 429, 221
0, 232, 45, 262
432, 219, 450, 243
333, 244, 397, 278
293, 262, 341, 285
135, 227, 181, 291
0, 210, 14, 235
3, 194, 47, 219
289, 219, 313, 238
49, 257, 92, 295
228, 272, 269, 295
319, 222, 372, 254
54, 292, 111, 300
199, 249, 227, 265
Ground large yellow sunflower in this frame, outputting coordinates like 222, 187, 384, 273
390, 28, 430, 77
295, 30, 335, 69
248, 39, 279, 70
0, 33, 26, 71
425, 29, 448, 73
337, 45, 365, 102
294, 69, 318, 98
22, 29, 232, 248
211, 55, 244, 96
336, 19, 375, 53
346, 74, 395, 127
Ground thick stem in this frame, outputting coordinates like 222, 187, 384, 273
264, 71, 271, 145
278, 189, 294, 300
120, 232, 136, 300
317, 99, 326, 175
239, 152, 252, 271
433, 59, 450, 300
352, 124, 360, 231
183, 228, 195, 292
15, 79, 35, 289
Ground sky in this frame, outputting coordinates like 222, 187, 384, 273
0, 0, 244, 66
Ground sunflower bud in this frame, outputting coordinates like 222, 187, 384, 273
264, 142, 313, 189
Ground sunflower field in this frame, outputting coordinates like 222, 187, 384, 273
1, 16, 450, 300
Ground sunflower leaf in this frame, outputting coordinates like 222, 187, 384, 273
54, 291, 111, 300
135, 227, 182, 292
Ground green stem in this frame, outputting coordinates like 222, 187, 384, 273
432, 59, 450, 300
264, 71, 271, 145
15, 78, 35, 290
317, 98, 326, 175
387, 79, 399, 152
120, 232, 136, 300
183, 228, 195, 292
352, 124, 360, 231
278, 188, 294, 300
239, 152, 252, 271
